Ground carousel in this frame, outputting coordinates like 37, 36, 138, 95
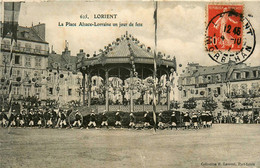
77, 31, 177, 112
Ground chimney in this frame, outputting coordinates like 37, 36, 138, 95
62, 40, 71, 59
32, 23, 46, 41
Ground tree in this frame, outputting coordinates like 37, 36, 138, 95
222, 100, 235, 113
242, 98, 254, 114
183, 98, 197, 111
202, 97, 218, 112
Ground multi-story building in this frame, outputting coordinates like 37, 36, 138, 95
0, 23, 49, 108
0, 23, 83, 108
178, 61, 260, 116
47, 44, 83, 106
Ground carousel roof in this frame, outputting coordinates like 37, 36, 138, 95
77, 31, 176, 70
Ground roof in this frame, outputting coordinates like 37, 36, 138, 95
0, 23, 48, 44
193, 64, 230, 76
103, 36, 153, 58
78, 32, 176, 69
181, 61, 247, 78
48, 52, 77, 72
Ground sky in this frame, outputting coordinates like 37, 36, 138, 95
1, 0, 260, 74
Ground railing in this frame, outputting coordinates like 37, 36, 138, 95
90, 104, 168, 113
1, 44, 49, 55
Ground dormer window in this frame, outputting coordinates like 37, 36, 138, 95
207, 75, 211, 82
22, 31, 29, 38
236, 73, 241, 79
245, 71, 250, 78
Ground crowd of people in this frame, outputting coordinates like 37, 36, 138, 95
0, 108, 215, 130
214, 114, 260, 124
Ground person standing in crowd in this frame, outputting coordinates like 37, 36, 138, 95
128, 112, 136, 129
46, 109, 53, 128
51, 109, 58, 128
34, 110, 40, 128
28, 109, 34, 127
0, 109, 5, 127
157, 111, 165, 130
100, 110, 109, 129
24, 110, 29, 127
72, 110, 82, 128
206, 112, 213, 128
197, 111, 202, 128
2, 110, 8, 127
87, 111, 97, 129
114, 111, 122, 129
201, 112, 207, 128
37, 109, 44, 128
19, 110, 26, 127
8, 110, 16, 127
183, 112, 191, 130
170, 111, 178, 130
192, 113, 198, 129
143, 111, 151, 129
59, 110, 67, 128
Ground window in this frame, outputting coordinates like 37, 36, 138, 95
195, 90, 198, 95
236, 73, 241, 79
253, 71, 258, 78
245, 72, 250, 78
25, 57, 31, 67
93, 79, 96, 86
24, 87, 31, 96
13, 86, 20, 95
13, 69, 21, 78
190, 77, 195, 84
35, 57, 41, 67
25, 43, 31, 52
14, 42, 21, 50
198, 76, 203, 83
217, 87, 221, 95
35, 87, 41, 96
3, 40, 9, 49
15, 55, 20, 65
216, 74, 221, 82
49, 88, 53, 95
207, 75, 211, 82
68, 89, 72, 96
35, 45, 41, 53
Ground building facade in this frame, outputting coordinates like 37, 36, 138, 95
178, 61, 260, 116
0, 23, 49, 108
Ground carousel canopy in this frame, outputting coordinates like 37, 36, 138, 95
77, 31, 176, 80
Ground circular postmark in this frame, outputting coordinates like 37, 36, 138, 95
206, 6, 256, 64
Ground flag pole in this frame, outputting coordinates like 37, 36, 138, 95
2, 2, 21, 131
152, 1, 158, 132
1, 0, 5, 111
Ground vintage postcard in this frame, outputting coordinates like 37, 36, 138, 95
0, 0, 260, 168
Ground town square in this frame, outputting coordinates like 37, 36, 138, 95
0, 1, 260, 168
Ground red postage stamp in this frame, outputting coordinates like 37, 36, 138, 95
206, 4, 255, 64
207, 5, 243, 51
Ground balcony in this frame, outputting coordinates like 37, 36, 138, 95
1, 44, 49, 56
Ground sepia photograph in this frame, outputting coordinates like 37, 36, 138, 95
0, 0, 260, 167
